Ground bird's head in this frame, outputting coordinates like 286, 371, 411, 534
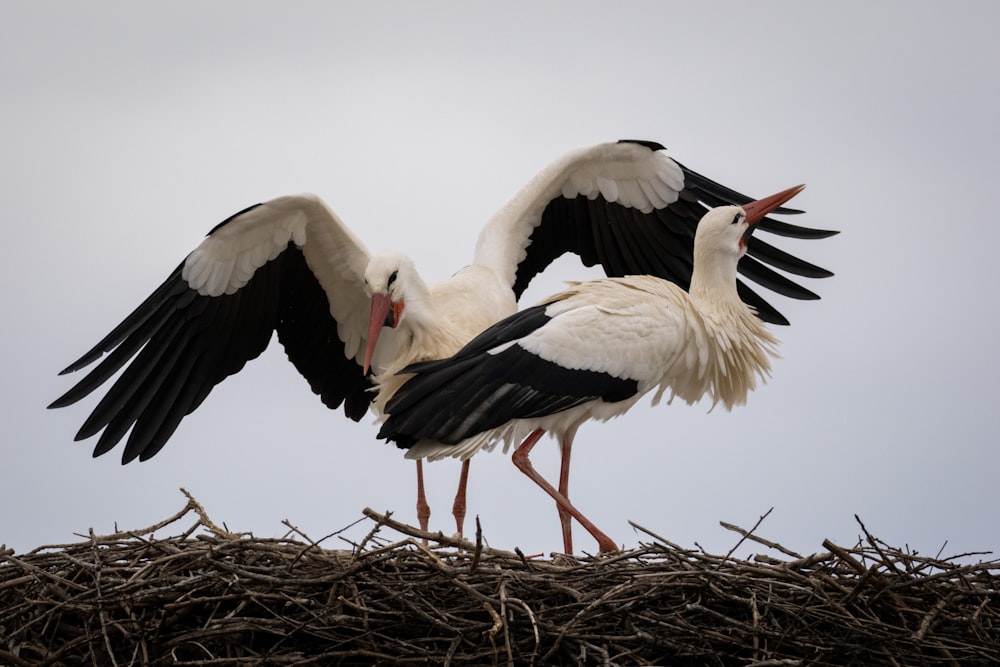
363, 251, 418, 374
695, 184, 806, 261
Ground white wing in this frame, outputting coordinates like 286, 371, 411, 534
473, 140, 836, 325
50, 194, 378, 463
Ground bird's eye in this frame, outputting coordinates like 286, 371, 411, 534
730, 212, 743, 225
388, 270, 398, 286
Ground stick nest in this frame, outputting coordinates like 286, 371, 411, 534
2, 490, 997, 666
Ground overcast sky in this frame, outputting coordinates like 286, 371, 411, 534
3, 2, 998, 561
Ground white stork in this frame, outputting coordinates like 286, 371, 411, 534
49, 141, 834, 535
378, 185, 815, 554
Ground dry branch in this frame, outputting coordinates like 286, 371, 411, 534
2, 493, 998, 666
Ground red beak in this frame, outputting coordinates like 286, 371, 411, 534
741, 184, 805, 226
363, 293, 393, 375
364, 293, 405, 374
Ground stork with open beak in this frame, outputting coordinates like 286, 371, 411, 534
50, 141, 834, 536
378, 185, 819, 554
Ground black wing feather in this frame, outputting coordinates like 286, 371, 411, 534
511, 143, 838, 324
380, 304, 638, 449
737, 255, 821, 301
50, 237, 372, 463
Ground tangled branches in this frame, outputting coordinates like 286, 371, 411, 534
1, 491, 997, 665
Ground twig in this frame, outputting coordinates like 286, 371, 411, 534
498, 576, 514, 667
89, 528, 119, 667
179, 488, 248, 540
3, 492, 999, 665
822, 538, 868, 576
362, 507, 520, 558
721, 508, 801, 561
470, 515, 484, 574
855, 514, 903, 576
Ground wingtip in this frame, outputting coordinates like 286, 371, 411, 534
48, 388, 80, 410
57, 360, 87, 376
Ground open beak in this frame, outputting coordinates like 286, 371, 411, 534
363, 293, 401, 375
742, 184, 806, 226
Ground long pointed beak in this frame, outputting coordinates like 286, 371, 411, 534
742, 184, 806, 226
363, 293, 393, 375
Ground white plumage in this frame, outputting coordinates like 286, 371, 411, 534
379, 185, 811, 554
50, 141, 833, 538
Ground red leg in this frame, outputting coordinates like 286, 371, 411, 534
511, 429, 617, 554
415, 459, 431, 534
557, 435, 574, 554
452, 459, 471, 536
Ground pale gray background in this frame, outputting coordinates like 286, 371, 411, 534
4, 2, 998, 559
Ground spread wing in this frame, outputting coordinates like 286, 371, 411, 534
473, 140, 837, 325
49, 195, 376, 463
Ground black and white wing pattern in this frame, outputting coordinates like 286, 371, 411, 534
474, 140, 837, 325
378, 279, 686, 452
49, 195, 375, 463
